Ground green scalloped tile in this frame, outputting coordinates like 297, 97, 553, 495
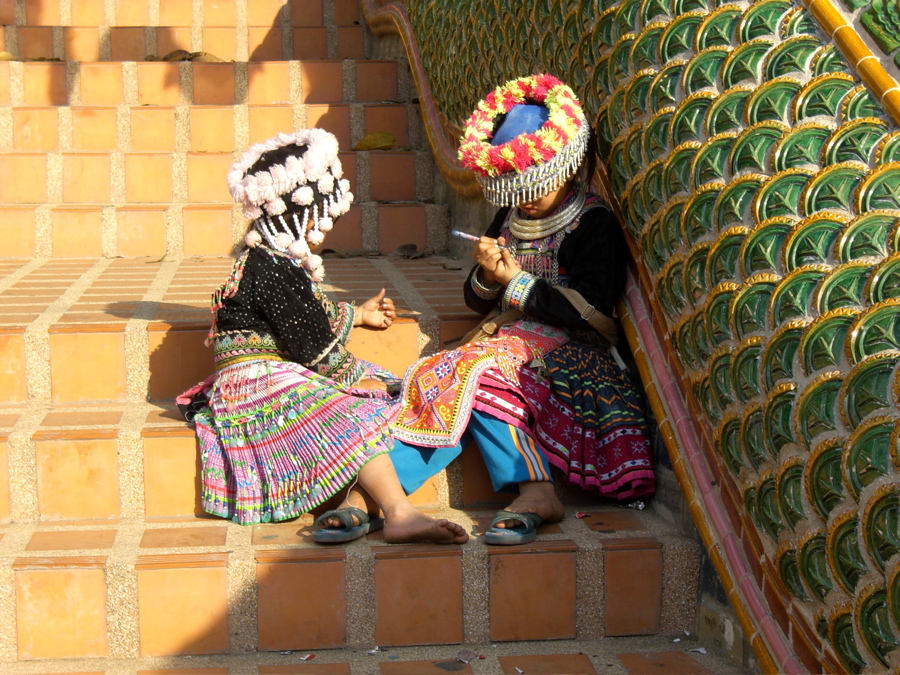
627, 176, 650, 227
856, 584, 900, 667
658, 10, 705, 62
745, 485, 761, 528
662, 142, 701, 199
707, 226, 747, 286
696, 4, 743, 50
828, 513, 869, 595
770, 266, 828, 325
848, 299, 900, 362
705, 85, 755, 136
805, 437, 846, 520
794, 72, 857, 122
801, 161, 869, 215
857, 162, 900, 212
843, 84, 885, 121
692, 133, 735, 188
782, 6, 821, 38
594, 54, 614, 100
691, 309, 714, 363
798, 531, 834, 602
743, 403, 769, 469
702, 284, 737, 350
729, 121, 788, 174
717, 412, 746, 473
876, 130, 900, 164
709, 346, 736, 411
738, 0, 792, 41
625, 68, 658, 120
891, 564, 900, 650
625, 124, 648, 178
595, 5, 621, 51
830, 608, 868, 674
674, 315, 702, 370
610, 136, 629, 194
682, 46, 730, 95
731, 334, 764, 402
722, 38, 776, 88
674, 0, 708, 13
715, 173, 766, 229
776, 460, 807, 530
644, 106, 676, 160
795, 370, 843, 445
811, 43, 852, 76
732, 273, 779, 339
867, 253, 900, 303
860, 0, 900, 52
642, 217, 668, 274
862, 484, 900, 575
615, 0, 642, 38
746, 76, 802, 126
837, 211, 898, 264
753, 168, 813, 222
815, 261, 873, 313
741, 216, 794, 275
694, 373, 721, 418
763, 380, 797, 460
842, 353, 899, 429
684, 242, 712, 306
763, 35, 821, 80
783, 211, 848, 271
823, 117, 890, 165
682, 182, 724, 245
661, 196, 689, 253
660, 256, 688, 319
843, 414, 896, 499
640, 0, 672, 25
756, 473, 786, 540
771, 122, 832, 171
672, 91, 718, 146
631, 26, 665, 74
778, 546, 809, 599
607, 87, 630, 141
799, 308, 859, 374
762, 320, 806, 388
642, 158, 667, 216
649, 61, 686, 112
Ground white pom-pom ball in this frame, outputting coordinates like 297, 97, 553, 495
292, 185, 314, 206
329, 201, 342, 218
244, 230, 263, 247
318, 216, 334, 233
307, 229, 325, 247
330, 160, 343, 180
288, 239, 310, 258
275, 232, 293, 249
266, 197, 287, 216
318, 174, 335, 194
338, 179, 350, 193
243, 204, 263, 220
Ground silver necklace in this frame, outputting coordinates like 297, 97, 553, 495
509, 182, 587, 241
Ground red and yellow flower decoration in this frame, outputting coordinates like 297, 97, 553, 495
458, 74, 585, 178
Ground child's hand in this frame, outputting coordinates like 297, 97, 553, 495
356, 288, 395, 329
356, 378, 388, 391
476, 236, 521, 286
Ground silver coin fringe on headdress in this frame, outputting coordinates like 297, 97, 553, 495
227, 129, 354, 282
477, 117, 589, 207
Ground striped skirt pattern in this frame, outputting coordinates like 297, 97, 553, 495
194, 359, 398, 524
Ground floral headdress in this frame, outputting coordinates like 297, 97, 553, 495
458, 74, 589, 206
227, 129, 354, 282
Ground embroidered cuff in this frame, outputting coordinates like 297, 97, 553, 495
503, 271, 537, 309
471, 270, 502, 299
331, 301, 355, 344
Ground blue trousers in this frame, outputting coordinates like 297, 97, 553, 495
390, 410, 552, 495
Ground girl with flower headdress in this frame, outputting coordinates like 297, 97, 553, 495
182, 129, 467, 545
389, 75, 655, 545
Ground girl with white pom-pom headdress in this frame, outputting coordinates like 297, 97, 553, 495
180, 130, 468, 545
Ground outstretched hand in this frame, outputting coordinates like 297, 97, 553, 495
355, 288, 395, 329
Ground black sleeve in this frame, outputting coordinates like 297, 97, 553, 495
463, 207, 511, 315
520, 206, 628, 329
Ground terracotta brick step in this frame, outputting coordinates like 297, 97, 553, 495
0, 59, 403, 106
3, 24, 367, 61
0, 506, 705, 665
0, 255, 476, 404
2, 0, 359, 29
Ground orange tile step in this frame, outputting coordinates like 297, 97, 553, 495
0, 505, 705, 666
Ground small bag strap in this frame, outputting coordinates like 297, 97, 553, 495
553, 285, 618, 346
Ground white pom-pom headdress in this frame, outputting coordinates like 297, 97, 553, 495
229, 129, 354, 281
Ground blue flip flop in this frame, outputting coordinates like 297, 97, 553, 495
483, 510, 543, 545
313, 506, 384, 543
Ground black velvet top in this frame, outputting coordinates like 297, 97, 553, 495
215, 246, 365, 384
463, 204, 629, 331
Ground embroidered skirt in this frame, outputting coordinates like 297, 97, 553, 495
194, 359, 399, 524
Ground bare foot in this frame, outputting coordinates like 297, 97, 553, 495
494, 481, 565, 528
382, 504, 469, 544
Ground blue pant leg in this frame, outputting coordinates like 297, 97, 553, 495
389, 437, 467, 495
468, 410, 552, 494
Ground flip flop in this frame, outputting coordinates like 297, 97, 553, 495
483, 510, 543, 545
312, 506, 384, 543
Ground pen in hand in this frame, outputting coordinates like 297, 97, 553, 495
451, 229, 512, 251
